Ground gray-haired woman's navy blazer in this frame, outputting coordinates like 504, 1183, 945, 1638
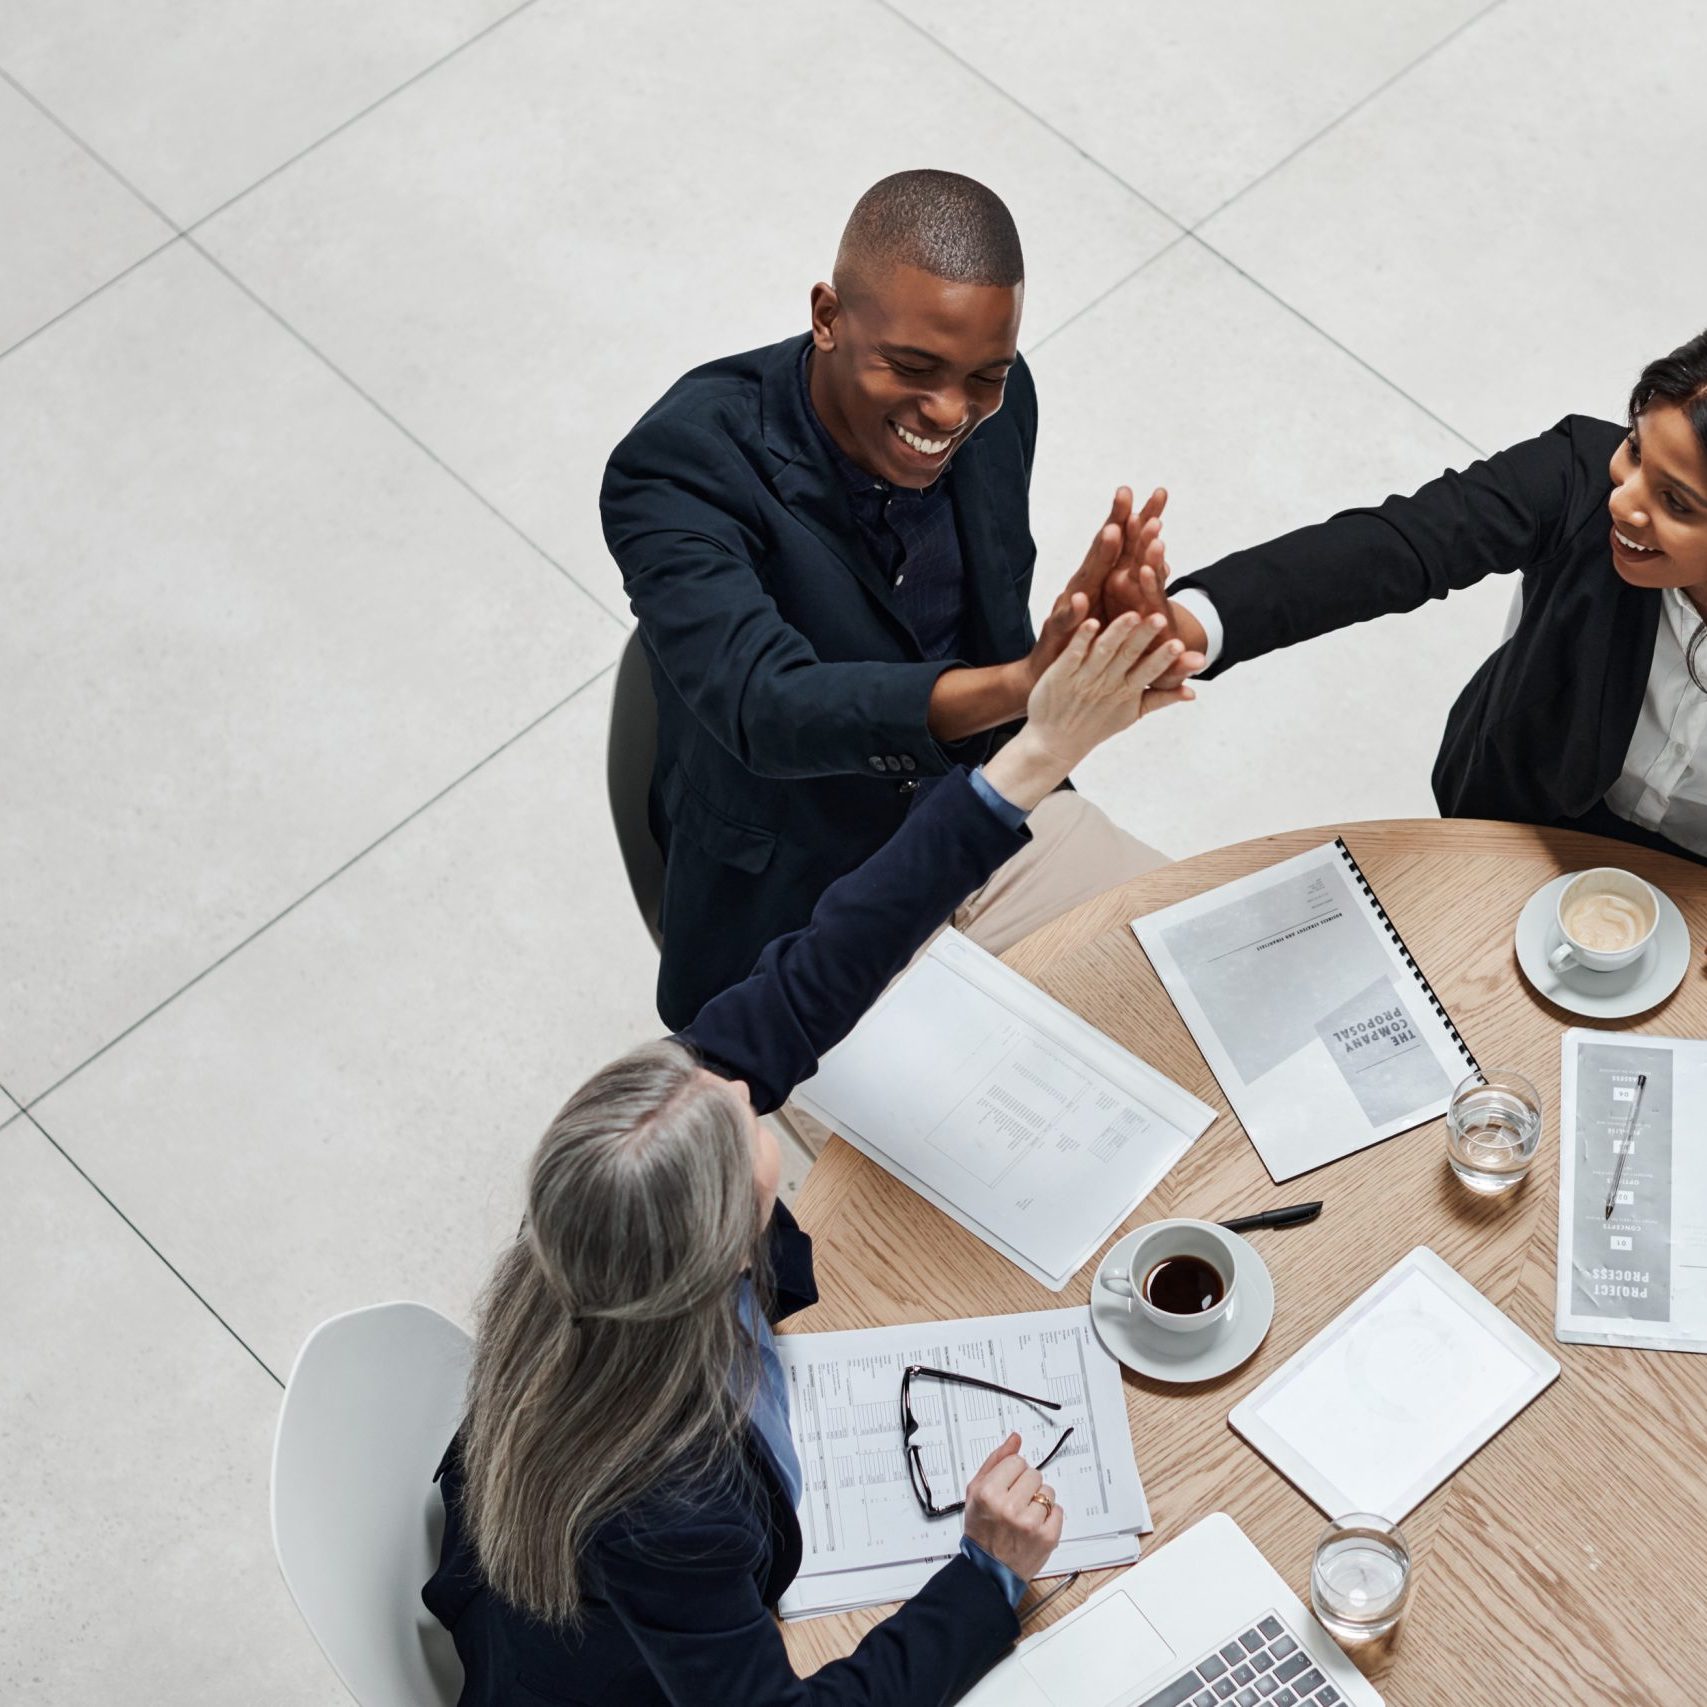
424, 767, 1031, 1705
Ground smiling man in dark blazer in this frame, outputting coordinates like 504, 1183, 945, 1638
602, 170, 1200, 1026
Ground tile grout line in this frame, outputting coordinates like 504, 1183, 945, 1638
181, 0, 544, 237
1187, 229, 1485, 457
2, 22, 631, 628
0, 63, 180, 228
1172, 2, 1510, 457
1187, 0, 1513, 233
0, 233, 184, 366
865, 0, 1490, 455
868, 0, 1187, 235
0, 0, 542, 240
20, 1104, 286, 1388
20, 664, 613, 1117
186, 234, 632, 627
1026, 231, 1191, 357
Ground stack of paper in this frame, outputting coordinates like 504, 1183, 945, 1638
792, 929, 1215, 1289
776, 1307, 1149, 1618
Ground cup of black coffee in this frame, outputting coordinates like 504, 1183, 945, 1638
1099, 1219, 1239, 1337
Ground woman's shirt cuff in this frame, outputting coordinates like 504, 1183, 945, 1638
958, 1534, 1027, 1609
1171, 587, 1224, 668
968, 765, 1031, 831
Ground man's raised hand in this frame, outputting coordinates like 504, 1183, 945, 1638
1075, 485, 1168, 622
1105, 500, 1207, 688
1023, 486, 1171, 687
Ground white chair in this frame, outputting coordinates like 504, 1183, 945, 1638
272, 1302, 472, 1707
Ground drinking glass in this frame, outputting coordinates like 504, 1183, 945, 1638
1309, 1512, 1412, 1644
1445, 1067, 1542, 1193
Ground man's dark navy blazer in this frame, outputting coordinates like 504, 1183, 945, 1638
601, 332, 1039, 1027
424, 769, 1031, 1705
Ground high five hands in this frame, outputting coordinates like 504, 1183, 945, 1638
1026, 486, 1207, 703
927, 485, 1208, 744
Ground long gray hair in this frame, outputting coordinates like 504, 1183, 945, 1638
459, 1040, 769, 1624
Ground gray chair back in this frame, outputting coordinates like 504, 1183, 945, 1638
606, 629, 665, 948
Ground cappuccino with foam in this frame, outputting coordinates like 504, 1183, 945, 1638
1561, 890, 1649, 952
1548, 866, 1659, 976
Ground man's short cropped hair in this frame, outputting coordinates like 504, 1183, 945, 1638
834, 170, 1024, 295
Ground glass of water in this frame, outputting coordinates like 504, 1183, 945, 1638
1445, 1067, 1542, 1193
1309, 1512, 1412, 1644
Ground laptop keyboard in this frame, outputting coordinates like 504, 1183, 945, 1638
1136, 1610, 1347, 1707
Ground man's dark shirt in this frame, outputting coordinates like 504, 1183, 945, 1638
798, 348, 967, 661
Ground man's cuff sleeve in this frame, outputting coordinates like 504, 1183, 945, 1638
1172, 587, 1224, 668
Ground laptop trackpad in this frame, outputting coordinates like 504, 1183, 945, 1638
1020, 1591, 1176, 1706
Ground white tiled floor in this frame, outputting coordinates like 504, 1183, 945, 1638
3, 3, 1703, 1698
1198, 0, 1707, 451
194, 0, 1178, 623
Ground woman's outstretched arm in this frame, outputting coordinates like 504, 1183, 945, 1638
680, 613, 1189, 1111
1121, 415, 1615, 675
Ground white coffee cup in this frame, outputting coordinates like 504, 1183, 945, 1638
1547, 867, 1658, 974
1099, 1218, 1239, 1337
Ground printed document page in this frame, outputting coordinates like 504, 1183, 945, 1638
1132, 842, 1467, 1181
1558, 1029, 1707, 1352
776, 1306, 1147, 1618
792, 930, 1214, 1289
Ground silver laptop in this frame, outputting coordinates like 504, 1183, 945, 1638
961, 1513, 1383, 1707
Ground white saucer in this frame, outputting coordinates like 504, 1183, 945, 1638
1090, 1226, 1274, 1384
1514, 874, 1691, 1019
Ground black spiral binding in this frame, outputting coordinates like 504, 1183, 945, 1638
1334, 836, 1480, 1074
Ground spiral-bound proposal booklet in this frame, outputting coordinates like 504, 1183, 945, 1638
1132, 839, 1477, 1182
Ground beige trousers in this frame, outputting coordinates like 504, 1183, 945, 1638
950, 788, 1167, 958
777, 792, 1167, 1161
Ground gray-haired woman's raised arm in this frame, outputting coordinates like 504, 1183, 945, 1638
682, 611, 1191, 1112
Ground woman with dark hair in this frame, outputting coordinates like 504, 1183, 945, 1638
1123, 328, 1707, 862
423, 610, 1192, 1706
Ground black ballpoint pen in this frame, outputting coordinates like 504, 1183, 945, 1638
1604, 1073, 1646, 1220
1220, 1201, 1323, 1233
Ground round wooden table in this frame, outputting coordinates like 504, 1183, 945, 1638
780, 819, 1707, 1704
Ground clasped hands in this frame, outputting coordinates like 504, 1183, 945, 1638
1023, 486, 1207, 715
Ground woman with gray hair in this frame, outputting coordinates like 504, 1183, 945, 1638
424, 609, 1192, 1705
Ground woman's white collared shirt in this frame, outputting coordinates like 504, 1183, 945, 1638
1600, 585, 1707, 853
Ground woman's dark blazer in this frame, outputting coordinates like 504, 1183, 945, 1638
424, 767, 1030, 1705
1173, 415, 1692, 853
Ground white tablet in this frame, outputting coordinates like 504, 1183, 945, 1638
1229, 1246, 1560, 1520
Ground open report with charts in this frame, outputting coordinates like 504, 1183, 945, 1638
775, 1307, 1148, 1617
